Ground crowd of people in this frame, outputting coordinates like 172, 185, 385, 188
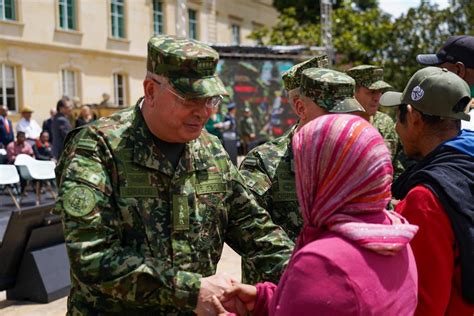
2, 33, 472, 315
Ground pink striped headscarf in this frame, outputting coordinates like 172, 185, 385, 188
292, 114, 418, 255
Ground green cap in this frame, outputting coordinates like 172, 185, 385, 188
346, 65, 392, 90
300, 68, 365, 113
147, 35, 228, 99
282, 55, 329, 91
380, 66, 471, 121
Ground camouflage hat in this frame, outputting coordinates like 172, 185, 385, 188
147, 35, 228, 99
346, 65, 392, 91
282, 55, 329, 91
300, 68, 365, 113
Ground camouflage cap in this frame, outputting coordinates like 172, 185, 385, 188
147, 35, 228, 98
300, 68, 365, 113
282, 55, 329, 91
346, 65, 392, 91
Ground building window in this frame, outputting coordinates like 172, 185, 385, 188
0, 0, 16, 21
62, 69, 77, 99
113, 73, 126, 107
59, 0, 76, 30
0, 64, 17, 112
231, 24, 240, 45
188, 9, 197, 40
110, 0, 125, 38
152, 0, 164, 35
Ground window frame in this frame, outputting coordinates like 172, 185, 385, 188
61, 69, 78, 99
188, 8, 198, 40
231, 24, 241, 45
152, 0, 164, 35
113, 73, 127, 107
58, 0, 76, 30
0, 0, 16, 21
0, 63, 18, 113
110, 0, 125, 39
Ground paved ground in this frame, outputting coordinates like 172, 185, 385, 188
0, 242, 241, 315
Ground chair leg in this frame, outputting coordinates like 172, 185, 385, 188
46, 181, 57, 200
35, 181, 41, 206
7, 186, 21, 209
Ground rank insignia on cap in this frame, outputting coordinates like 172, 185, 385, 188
63, 185, 96, 217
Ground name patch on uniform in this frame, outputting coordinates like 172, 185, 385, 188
196, 182, 226, 195
76, 139, 97, 151
173, 195, 189, 231
63, 185, 96, 217
120, 186, 159, 197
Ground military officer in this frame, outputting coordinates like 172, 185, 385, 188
55, 35, 293, 315
346, 65, 406, 180
239, 62, 365, 284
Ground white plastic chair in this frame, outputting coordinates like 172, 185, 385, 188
14, 154, 57, 205
0, 165, 21, 209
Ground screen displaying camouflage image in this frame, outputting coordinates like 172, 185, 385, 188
216, 59, 297, 142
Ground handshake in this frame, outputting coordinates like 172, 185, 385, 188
194, 273, 257, 316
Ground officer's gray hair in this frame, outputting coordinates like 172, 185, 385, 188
288, 88, 301, 106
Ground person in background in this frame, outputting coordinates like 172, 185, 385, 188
213, 114, 419, 316
0, 105, 14, 147
6, 131, 34, 163
33, 131, 54, 161
381, 66, 474, 315
417, 35, 474, 131
52, 98, 72, 160
75, 105, 94, 128
205, 106, 224, 141
99, 93, 114, 107
16, 106, 42, 146
239, 107, 256, 155
42, 108, 57, 144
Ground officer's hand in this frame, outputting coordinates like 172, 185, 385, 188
194, 273, 235, 316
220, 283, 257, 315
211, 295, 233, 316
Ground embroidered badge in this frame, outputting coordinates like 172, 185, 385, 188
63, 185, 96, 217
411, 86, 424, 101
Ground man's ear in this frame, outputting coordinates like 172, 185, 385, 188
294, 98, 306, 120
407, 104, 422, 126
454, 62, 467, 78
144, 79, 155, 104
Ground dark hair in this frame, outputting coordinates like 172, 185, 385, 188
398, 103, 460, 130
56, 99, 68, 112
16, 131, 25, 138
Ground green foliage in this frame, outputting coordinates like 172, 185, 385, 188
249, 1, 473, 91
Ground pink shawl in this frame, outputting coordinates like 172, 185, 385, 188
292, 114, 418, 255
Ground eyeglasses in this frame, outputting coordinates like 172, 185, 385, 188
151, 78, 223, 109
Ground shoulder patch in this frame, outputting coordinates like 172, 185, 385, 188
76, 139, 98, 151
63, 185, 96, 217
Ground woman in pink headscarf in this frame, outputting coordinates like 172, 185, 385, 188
213, 114, 419, 316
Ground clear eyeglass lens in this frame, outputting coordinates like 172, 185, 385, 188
206, 95, 223, 109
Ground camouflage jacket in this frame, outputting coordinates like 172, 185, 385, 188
54, 102, 293, 315
371, 111, 405, 181
239, 116, 256, 137
239, 125, 303, 283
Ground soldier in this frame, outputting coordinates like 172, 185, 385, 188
54, 35, 293, 315
239, 107, 256, 154
239, 62, 365, 284
346, 65, 406, 180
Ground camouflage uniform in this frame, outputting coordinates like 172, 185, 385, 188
346, 65, 406, 180
240, 66, 364, 284
55, 35, 293, 315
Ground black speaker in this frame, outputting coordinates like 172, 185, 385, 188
6, 242, 71, 303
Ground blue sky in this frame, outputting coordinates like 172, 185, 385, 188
378, 0, 449, 17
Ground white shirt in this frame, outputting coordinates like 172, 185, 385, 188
461, 106, 474, 131
16, 118, 42, 139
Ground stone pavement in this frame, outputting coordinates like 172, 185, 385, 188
0, 244, 241, 316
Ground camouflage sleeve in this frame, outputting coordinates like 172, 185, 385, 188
224, 164, 293, 284
55, 128, 200, 311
